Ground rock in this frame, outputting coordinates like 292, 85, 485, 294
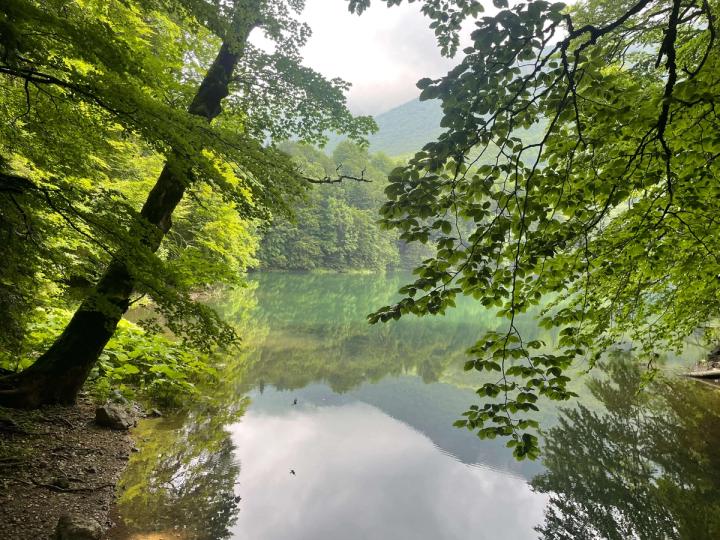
109, 389, 128, 405
94, 404, 133, 431
148, 408, 163, 418
54, 513, 103, 540
131, 446, 140, 453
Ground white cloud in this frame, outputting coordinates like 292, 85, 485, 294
229, 401, 547, 539
298, 0, 457, 115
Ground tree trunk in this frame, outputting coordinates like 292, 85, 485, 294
0, 6, 259, 408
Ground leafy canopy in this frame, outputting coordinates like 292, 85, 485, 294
0, 0, 374, 355
370, 0, 720, 458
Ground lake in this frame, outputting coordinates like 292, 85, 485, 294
108, 272, 720, 540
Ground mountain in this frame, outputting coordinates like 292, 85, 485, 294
327, 96, 545, 158
327, 98, 444, 158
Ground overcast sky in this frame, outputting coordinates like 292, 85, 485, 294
297, 0, 459, 116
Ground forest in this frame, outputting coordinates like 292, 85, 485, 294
1, 0, 720, 539
257, 141, 437, 272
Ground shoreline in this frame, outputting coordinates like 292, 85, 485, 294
0, 397, 134, 540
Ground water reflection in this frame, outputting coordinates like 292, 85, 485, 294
533, 355, 720, 539
228, 397, 546, 540
110, 399, 249, 540
110, 286, 256, 540
110, 273, 718, 539
235, 272, 555, 394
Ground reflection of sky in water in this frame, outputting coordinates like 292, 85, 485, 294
229, 394, 547, 540
114, 272, 715, 539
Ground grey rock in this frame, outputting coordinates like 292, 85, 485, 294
109, 389, 128, 404
94, 404, 133, 430
54, 514, 103, 540
148, 408, 163, 418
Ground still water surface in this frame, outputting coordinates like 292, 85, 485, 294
110, 273, 720, 540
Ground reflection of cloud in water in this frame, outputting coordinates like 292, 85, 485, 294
229, 402, 546, 540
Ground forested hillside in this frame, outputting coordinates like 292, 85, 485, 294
326, 98, 444, 157
252, 97, 449, 273
257, 141, 432, 272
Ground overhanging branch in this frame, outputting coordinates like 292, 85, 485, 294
301, 164, 370, 184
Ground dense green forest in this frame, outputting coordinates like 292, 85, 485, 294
0, 0, 382, 408
2, 0, 720, 537
257, 141, 431, 272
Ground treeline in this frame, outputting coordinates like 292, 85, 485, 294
256, 141, 431, 272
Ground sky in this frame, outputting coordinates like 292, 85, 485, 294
295, 0, 459, 116
290, 1, 568, 116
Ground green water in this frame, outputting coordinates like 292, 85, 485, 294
109, 272, 719, 540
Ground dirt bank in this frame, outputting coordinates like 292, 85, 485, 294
0, 396, 133, 539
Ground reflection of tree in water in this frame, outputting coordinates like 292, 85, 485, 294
532, 356, 720, 540
115, 397, 249, 539
115, 287, 257, 539
227, 272, 519, 393
114, 274, 561, 537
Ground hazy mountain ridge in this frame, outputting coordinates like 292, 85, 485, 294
327, 98, 444, 157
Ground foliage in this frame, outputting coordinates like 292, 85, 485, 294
533, 356, 720, 539
0, 306, 219, 406
0, 0, 376, 388
93, 319, 219, 406
369, 0, 720, 458
258, 141, 433, 271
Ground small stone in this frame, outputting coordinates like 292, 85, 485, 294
95, 404, 133, 431
148, 408, 163, 418
54, 513, 103, 540
110, 390, 128, 405
131, 446, 140, 453
85, 466, 97, 474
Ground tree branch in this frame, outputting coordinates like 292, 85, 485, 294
301, 164, 370, 184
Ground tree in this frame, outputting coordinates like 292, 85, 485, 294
369, 0, 720, 457
257, 141, 405, 272
0, 0, 374, 407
